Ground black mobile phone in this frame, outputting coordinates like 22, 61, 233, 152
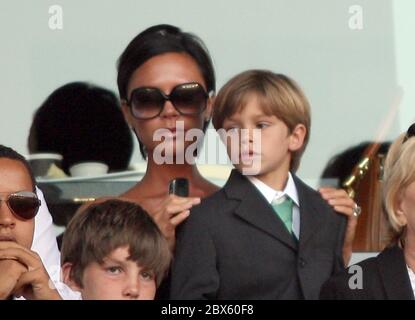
168, 178, 189, 197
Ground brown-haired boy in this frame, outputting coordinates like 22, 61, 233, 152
170, 70, 348, 299
61, 199, 171, 300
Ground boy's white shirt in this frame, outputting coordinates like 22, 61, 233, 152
247, 172, 300, 239
13, 187, 82, 300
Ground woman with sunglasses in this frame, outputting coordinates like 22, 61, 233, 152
116, 24, 217, 254
321, 124, 415, 300
110, 24, 360, 284
0, 145, 62, 299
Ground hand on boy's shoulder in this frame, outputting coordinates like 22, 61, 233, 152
318, 187, 357, 221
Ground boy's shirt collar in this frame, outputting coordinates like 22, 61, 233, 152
247, 172, 300, 207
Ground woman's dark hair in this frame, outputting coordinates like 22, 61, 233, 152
117, 24, 215, 159
0, 145, 36, 191
28, 82, 133, 174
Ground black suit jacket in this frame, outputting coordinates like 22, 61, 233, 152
170, 169, 346, 300
320, 244, 415, 300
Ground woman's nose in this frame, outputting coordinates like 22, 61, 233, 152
159, 100, 180, 118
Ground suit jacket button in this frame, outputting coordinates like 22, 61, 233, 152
299, 258, 306, 268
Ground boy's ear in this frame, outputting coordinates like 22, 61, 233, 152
288, 124, 307, 152
62, 262, 82, 292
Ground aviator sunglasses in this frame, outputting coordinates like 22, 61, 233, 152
126, 82, 210, 120
0, 191, 41, 220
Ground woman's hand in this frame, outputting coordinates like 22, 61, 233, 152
319, 188, 359, 266
0, 241, 61, 300
152, 194, 201, 252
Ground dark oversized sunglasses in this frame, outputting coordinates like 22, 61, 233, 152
403, 123, 415, 144
126, 82, 210, 120
0, 191, 40, 220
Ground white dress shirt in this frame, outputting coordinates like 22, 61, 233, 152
23, 187, 82, 300
32, 186, 61, 281
247, 173, 300, 239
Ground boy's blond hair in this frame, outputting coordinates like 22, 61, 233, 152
212, 70, 311, 172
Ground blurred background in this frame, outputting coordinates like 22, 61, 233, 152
0, 0, 413, 186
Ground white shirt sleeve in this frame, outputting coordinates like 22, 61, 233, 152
31, 186, 82, 300
32, 186, 61, 281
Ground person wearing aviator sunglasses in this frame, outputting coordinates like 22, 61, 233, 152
321, 124, 415, 300
115, 24, 218, 257
0, 145, 61, 300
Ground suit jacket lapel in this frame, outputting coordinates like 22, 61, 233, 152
293, 175, 322, 250
377, 245, 415, 300
225, 169, 297, 251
